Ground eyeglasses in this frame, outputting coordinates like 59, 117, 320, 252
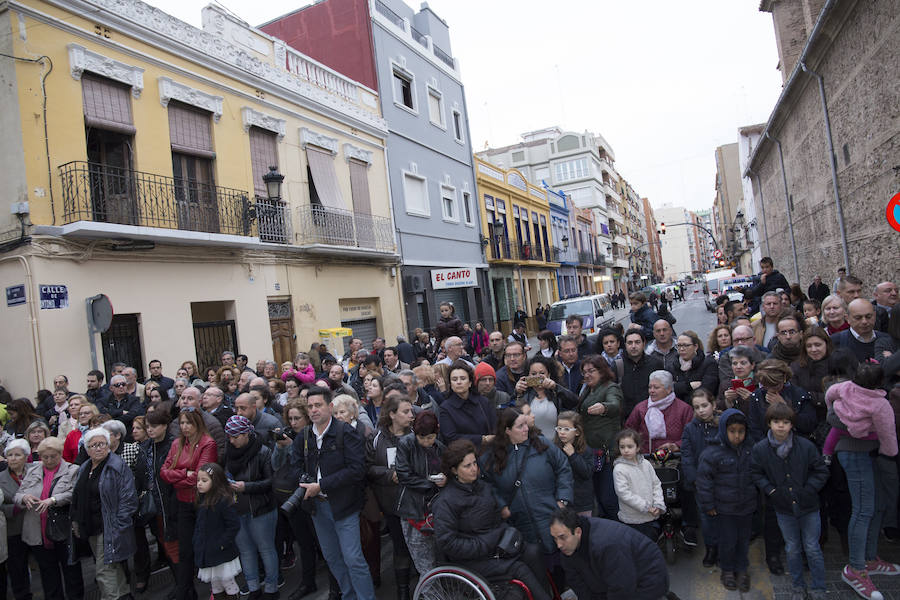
555, 426, 576, 433
181, 406, 197, 412
675, 343, 694, 349
87, 441, 108, 449
111, 383, 126, 388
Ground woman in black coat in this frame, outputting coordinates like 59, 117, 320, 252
668, 331, 719, 402
395, 411, 446, 578
367, 395, 415, 599
438, 361, 497, 451
431, 440, 551, 600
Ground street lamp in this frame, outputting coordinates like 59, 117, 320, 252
561, 235, 569, 249
263, 166, 284, 201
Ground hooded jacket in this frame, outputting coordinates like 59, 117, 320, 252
695, 408, 756, 516
825, 380, 898, 457
434, 315, 466, 350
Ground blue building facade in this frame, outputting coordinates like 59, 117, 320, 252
546, 184, 579, 297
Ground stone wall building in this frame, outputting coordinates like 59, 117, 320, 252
746, 0, 899, 288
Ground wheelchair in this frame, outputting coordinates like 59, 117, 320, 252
413, 564, 561, 600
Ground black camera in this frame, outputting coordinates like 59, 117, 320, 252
280, 474, 316, 515
272, 427, 296, 442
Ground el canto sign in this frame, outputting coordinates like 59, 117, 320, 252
431, 268, 477, 290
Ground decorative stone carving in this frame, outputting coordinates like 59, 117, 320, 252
67, 43, 144, 97
300, 128, 338, 154
158, 77, 224, 122
63, 0, 386, 133
343, 143, 373, 165
242, 107, 286, 139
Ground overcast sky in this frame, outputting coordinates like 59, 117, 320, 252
152, 0, 784, 212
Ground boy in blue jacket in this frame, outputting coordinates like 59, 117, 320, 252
696, 408, 756, 592
751, 403, 829, 600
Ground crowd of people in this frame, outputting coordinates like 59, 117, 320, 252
0, 267, 896, 600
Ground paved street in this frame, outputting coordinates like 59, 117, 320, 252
58, 286, 900, 600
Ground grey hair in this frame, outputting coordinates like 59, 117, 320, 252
265, 360, 277, 368
398, 369, 417, 384
101, 419, 127, 439
332, 394, 359, 418
729, 345, 758, 364
762, 291, 781, 301
648, 370, 674, 390
175, 377, 190, 386
221, 351, 235, 359
110, 374, 126, 384
821, 294, 848, 312
83, 427, 111, 446
396, 335, 406, 343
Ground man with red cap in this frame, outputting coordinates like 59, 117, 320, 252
474, 362, 512, 410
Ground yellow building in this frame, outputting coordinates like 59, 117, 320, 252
474, 157, 559, 334
0, 0, 404, 395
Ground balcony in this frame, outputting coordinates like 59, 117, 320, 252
487, 242, 555, 263
58, 161, 274, 241
296, 204, 394, 254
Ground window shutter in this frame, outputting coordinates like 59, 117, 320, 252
249, 127, 278, 196
82, 74, 135, 135
168, 102, 214, 158
306, 146, 346, 210
348, 159, 371, 215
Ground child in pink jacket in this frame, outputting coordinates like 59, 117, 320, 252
281, 352, 316, 384
823, 365, 897, 458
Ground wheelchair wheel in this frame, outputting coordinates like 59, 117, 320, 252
413, 566, 497, 600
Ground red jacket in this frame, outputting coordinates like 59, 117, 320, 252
63, 429, 82, 463
625, 398, 695, 453
160, 434, 218, 503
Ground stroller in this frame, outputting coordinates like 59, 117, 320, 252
644, 448, 686, 564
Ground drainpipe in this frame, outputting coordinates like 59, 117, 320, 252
0, 255, 45, 391
750, 170, 771, 257
799, 61, 851, 271
766, 133, 801, 283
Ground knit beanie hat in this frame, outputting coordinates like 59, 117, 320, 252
474, 361, 496, 385
224, 415, 254, 437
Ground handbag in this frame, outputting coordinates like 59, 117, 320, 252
136, 490, 158, 527
496, 524, 523, 558
45, 479, 70, 542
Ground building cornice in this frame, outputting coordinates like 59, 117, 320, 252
159, 77, 224, 121
242, 107, 287, 139
14, 0, 388, 137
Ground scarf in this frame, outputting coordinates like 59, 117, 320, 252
767, 429, 793, 459
226, 432, 261, 476
679, 357, 694, 372
645, 392, 676, 440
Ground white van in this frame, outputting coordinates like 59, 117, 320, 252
547, 294, 613, 338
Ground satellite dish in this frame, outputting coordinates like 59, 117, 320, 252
88, 294, 114, 333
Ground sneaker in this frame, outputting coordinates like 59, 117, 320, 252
720, 571, 737, 591
682, 527, 698, 547
841, 564, 884, 599
867, 557, 900, 576
277, 574, 285, 589
738, 572, 750, 593
280, 554, 296, 571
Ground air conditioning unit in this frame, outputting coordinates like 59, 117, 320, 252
403, 275, 424, 293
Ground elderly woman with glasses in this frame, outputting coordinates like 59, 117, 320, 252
100, 420, 140, 469
1, 439, 33, 600
71, 428, 137, 600
62, 402, 100, 464
15, 437, 83, 600
24, 421, 51, 463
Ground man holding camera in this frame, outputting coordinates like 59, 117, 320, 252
288, 386, 374, 600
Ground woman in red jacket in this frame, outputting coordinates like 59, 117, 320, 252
161, 409, 217, 600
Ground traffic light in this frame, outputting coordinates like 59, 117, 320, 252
660, 223, 666, 235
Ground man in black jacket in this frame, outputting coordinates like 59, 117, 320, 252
616, 331, 663, 426
98, 374, 144, 435
744, 257, 791, 313
291, 386, 373, 600
551, 507, 670, 600
807, 276, 829, 304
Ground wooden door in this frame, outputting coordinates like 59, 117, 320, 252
268, 300, 295, 368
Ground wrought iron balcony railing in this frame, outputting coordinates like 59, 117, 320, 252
487, 242, 556, 262
57, 161, 291, 241
296, 204, 394, 253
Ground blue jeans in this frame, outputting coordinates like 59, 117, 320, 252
838, 451, 882, 570
235, 510, 280, 593
717, 513, 752, 572
311, 501, 375, 600
776, 511, 826, 592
